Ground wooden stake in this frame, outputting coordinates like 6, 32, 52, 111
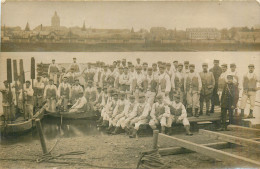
153, 130, 159, 150
35, 119, 48, 154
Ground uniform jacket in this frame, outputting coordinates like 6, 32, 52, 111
210, 66, 222, 88
150, 102, 170, 119
184, 72, 202, 93
199, 71, 215, 95
221, 83, 239, 109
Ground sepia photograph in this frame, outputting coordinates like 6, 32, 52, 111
0, 1, 260, 169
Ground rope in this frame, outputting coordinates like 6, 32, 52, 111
136, 150, 171, 169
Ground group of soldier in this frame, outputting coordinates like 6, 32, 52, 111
1, 57, 259, 136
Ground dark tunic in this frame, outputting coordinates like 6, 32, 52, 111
220, 83, 239, 109
210, 66, 222, 105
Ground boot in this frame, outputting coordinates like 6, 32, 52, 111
124, 127, 130, 135
247, 109, 254, 118
199, 109, 203, 116
206, 110, 210, 116
99, 120, 109, 127
240, 109, 244, 118
96, 117, 103, 123
112, 127, 121, 135
210, 105, 214, 113
187, 108, 192, 117
161, 126, 165, 134
184, 125, 193, 136
166, 127, 172, 135
194, 108, 199, 117
106, 125, 114, 132
129, 129, 137, 138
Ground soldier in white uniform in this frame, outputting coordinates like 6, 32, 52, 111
183, 61, 190, 74
142, 62, 148, 77
48, 59, 60, 85
34, 76, 45, 108
158, 65, 171, 101
69, 91, 87, 113
185, 64, 202, 117
172, 60, 178, 74
57, 76, 71, 112
129, 93, 151, 138
131, 66, 147, 101
218, 64, 228, 102
22, 81, 34, 120
71, 79, 84, 105
44, 79, 58, 112
149, 95, 170, 134
67, 58, 81, 73
240, 64, 260, 118
146, 67, 158, 106
164, 94, 193, 136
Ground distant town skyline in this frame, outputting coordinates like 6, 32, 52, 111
2, 1, 260, 30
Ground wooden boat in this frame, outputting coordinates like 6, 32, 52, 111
0, 107, 45, 135
45, 109, 98, 120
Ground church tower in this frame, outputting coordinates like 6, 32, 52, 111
25, 22, 30, 31
51, 11, 60, 28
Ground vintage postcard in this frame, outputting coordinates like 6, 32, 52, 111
0, 1, 260, 168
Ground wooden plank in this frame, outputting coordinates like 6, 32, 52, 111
227, 125, 260, 135
159, 133, 260, 167
199, 129, 260, 149
158, 142, 231, 156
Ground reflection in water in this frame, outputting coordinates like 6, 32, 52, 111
0, 117, 102, 145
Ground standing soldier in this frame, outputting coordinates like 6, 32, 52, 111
136, 58, 142, 66
69, 91, 87, 113
183, 61, 190, 74
142, 62, 148, 77
122, 59, 127, 68
185, 64, 202, 117
100, 65, 110, 88
48, 59, 60, 85
57, 76, 71, 112
164, 94, 193, 136
41, 74, 49, 87
229, 63, 240, 115
0, 81, 14, 122
172, 60, 178, 73
131, 66, 147, 101
158, 64, 171, 101
119, 67, 131, 92
217, 64, 228, 103
129, 93, 151, 138
68, 58, 81, 73
240, 64, 260, 118
171, 63, 185, 103
218, 75, 239, 130
149, 95, 170, 134
209, 60, 222, 113
23, 81, 34, 120
59, 67, 66, 85
152, 63, 159, 78
199, 63, 215, 116
84, 80, 97, 111
114, 67, 123, 90
34, 76, 45, 108
71, 79, 84, 105
146, 67, 158, 106
166, 63, 173, 78
44, 79, 58, 112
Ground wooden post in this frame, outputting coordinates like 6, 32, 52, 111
35, 119, 48, 154
153, 130, 159, 150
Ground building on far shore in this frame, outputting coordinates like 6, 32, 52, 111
186, 28, 221, 40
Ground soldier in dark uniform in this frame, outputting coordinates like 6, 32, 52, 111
218, 75, 239, 131
209, 60, 222, 113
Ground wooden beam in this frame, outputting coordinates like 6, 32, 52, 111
158, 142, 231, 156
227, 125, 260, 135
159, 133, 260, 167
199, 129, 260, 149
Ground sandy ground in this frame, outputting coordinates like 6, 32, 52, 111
0, 130, 259, 169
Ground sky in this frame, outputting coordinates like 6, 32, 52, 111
1, 1, 260, 30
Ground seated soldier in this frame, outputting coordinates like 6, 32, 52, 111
164, 94, 193, 136
71, 79, 84, 105
93, 86, 103, 112
107, 92, 127, 133
97, 88, 113, 125
112, 94, 137, 135
57, 76, 71, 112
69, 91, 87, 113
149, 95, 170, 134
99, 92, 118, 128
84, 80, 97, 112
129, 93, 151, 138
34, 76, 45, 108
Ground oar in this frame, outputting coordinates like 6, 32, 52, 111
31, 57, 36, 109
7, 59, 13, 122
20, 59, 26, 120
13, 60, 19, 111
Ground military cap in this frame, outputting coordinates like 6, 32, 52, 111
63, 76, 68, 79
158, 61, 162, 64
214, 60, 219, 63
74, 78, 79, 81
189, 64, 195, 67
230, 63, 236, 67
112, 93, 118, 97
124, 66, 128, 69
136, 58, 140, 60
3, 80, 8, 83
227, 75, 233, 79
143, 62, 148, 65
37, 76, 41, 79
88, 80, 93, 83
79, 91, 84, 94
127, 61, 132, 64
109, 65, 114, 68
173, 60, 178, 63
103, 65, 108, 68
130, 64, 134, 67
248, 64, 254, 67
139, 93, 146, 98
221, 64, 227, 67
148, 67, 153, 71
174, 94, 180, 99
25, 80, 31, 84
202, 63, 208, 66
117, 60, 121, 63
119, 66, 123, 69
156, 94, 163, 100
166, 63, 171, 66
152, 63, 157, 66
97, 86, 102, 89
159, 64, 165, 69
178, 63, 183, 67
129, 95, 135, 99
119, 92, 126, 97
52, 59, 55, 61
184, 61, 189, 64
73, 57, 76, 59
49, 79, 53, 81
